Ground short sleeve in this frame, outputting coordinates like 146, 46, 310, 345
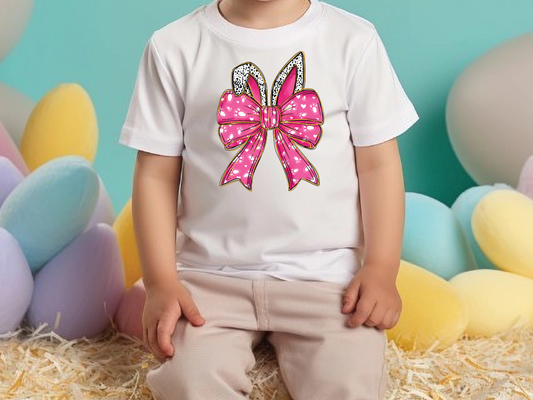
347, 29, 419, 147
119, 36, 184, 156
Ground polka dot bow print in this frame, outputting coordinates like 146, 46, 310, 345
217, 52, 324, 191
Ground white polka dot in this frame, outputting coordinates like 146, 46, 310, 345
220, 110, 226, 116
238, 111, 246, 117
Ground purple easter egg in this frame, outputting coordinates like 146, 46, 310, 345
26, 223, 126, 340
114, 277, 146, 340
0, 119, 29, 175
0, 157, 24, 207
0, 227, 33, 334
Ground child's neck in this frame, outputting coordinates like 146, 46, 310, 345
217, 0, 311, 30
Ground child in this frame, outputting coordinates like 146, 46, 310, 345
119, 0, 419, 398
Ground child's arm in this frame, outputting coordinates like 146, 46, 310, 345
341, 138, 403, 330
132, 151, 205, 361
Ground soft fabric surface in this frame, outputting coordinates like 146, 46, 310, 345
1, 323, 532, 399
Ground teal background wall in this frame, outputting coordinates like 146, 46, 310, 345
1, 0, 532, 213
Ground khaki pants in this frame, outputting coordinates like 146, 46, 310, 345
146, 271, 388, 400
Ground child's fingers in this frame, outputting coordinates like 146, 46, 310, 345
363, 304, 386, 328
179, 295, 206, 326
342, 280, 360, 314
376, 308, 395, 330
157, 313, 178, 357
147, 323, 167, 361
347, 297, 376, 328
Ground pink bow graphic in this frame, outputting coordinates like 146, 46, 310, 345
217, 52, 324, 191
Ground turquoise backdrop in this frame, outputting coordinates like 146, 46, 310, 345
1, 0, 532, 213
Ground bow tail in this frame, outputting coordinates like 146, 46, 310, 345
273, 129, 320, 190
220, 128, 267, 191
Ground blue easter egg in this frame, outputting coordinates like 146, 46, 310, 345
0, 227, 33, 334
451, 184, 510, 270
0, 156, 24, 207
403, 192, 476, 279
0, 155, 99, 273
26, 223, 126, 340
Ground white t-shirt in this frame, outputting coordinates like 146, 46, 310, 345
119, 0, 419, 285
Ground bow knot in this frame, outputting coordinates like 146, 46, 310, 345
261, 106, 280, 129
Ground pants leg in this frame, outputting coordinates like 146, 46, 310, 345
145, 271, 265, 400
265, 280, 388, 400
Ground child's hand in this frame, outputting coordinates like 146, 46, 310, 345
142, 279, 205, 362
341, 265, 402, 330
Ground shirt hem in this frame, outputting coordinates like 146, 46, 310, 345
119, 126, 183, 156
351, 104, 420, 147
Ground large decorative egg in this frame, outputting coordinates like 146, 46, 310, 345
446, 32, 533, 186
518, 155, 533, 200
0, 82, 35, 146
0, 157, 23, 207
451, 184, 509, 270
86, 176, 115, 229
113, 198, 142, 289
402, 192, 476, 279
26, 223, 126, 340
472, 189, 533, 279
114, 277, 146, 340
0, 227, 33, 334
0, 0, 33, 61
0, 156, 99, 273
20, 83, 98, 171
450, 269, 533, 337
386, 260, 468, 351
0, 120, 29, 175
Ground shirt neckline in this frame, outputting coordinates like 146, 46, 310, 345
202, 0, 324, 48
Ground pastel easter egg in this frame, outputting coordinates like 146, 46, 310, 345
472, 189, 533, 279
114, 278, 146, 340
86, 176, 115, 229
451, 184, 510, 270
386, 260, 468, 351
0, 157, 24, 207
0, 0, 33, 61
518, 155, 533, 200
0, 155, 99, 273
0, 82, 35, 146
26, 223, 126, 340
0, 228, 33, 334
450, 269, 533, 337
113, 198, 141, 289
403, 192, 476, 279
20, 83, 98, 171
447, 32, 533, 187
0, 119, 29, 175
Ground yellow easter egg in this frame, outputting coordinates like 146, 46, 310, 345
449, 269, 533, 337
386, 260, 468, 351
20, 83, 98, 171
113, 199, 141, 289
472, 189, 533, 279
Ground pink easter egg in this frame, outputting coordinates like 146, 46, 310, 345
114, 277, 146, 340
0, 119, 29, 175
